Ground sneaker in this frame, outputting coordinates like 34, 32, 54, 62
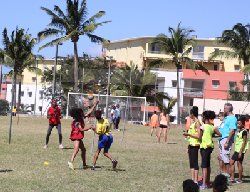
68, 161, 74, 170
112, 160, 118, 169
199, 185, 208, 190
236, 179, 243, 184
59, 144, 64, 149
91, 166, 95, 170
43, 145, 48, 149
82, 164, 88, 170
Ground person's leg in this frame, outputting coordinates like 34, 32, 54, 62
202, 168, 208, 186
79, 140, 87, 166
163, 127, 167, 143
157, 128, 163, 143
93, 148, 101, 167
237, 161, 243, 181
56, 124, 63, 145
230, 159, 235, 181
116, 117, 120, 130
193, 147, 199, 183
70, 140, 80, 162
45, 124, 54, 146
221, 138, 231, 175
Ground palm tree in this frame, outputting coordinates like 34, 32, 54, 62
149, 23, 209, 124
38, 0, 110, 92
110, 64, 173, 113
209, 23, 250, 66
2, 27, 37, 110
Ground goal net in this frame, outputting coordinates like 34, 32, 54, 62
66, 92, 147, 124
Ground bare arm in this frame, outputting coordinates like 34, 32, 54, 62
84, 100, 99, 117
214, 128, 222, 137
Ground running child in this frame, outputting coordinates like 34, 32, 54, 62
91, 110, 118, 170
183, 106, 201, 184
230, 116, 249, 184
199, 110, 221, 190
150, 111, 159, 136
68, 101, 99, 170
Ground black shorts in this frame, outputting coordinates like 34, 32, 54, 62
200, 148, 213, 168
188, 145, 199, 170
232, 152, 245, 162
159, 124, 168, 128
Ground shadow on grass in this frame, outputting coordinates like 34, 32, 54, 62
167, 142, 177, 144
0, 169, 13, 173
62, 147, 74, 150
106, 168, 126, 172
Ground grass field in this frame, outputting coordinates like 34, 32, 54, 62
0, 116, 250, 192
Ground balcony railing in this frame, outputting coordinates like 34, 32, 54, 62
183, 87, 203, 97
192, 52, 204, 60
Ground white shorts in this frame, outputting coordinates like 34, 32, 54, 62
219, 138, 232, 164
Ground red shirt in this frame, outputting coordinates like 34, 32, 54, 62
47, 106, 61, 125
70, 120, 85, 140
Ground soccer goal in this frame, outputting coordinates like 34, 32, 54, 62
66, 92, 147, 124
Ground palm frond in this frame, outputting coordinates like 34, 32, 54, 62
37, 28, 64, 42
209, 50, 238, 61
38, 36, 69, 51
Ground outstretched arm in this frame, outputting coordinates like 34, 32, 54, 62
84, 100, 99, 118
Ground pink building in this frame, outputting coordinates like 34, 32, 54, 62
182, 69, 244, 106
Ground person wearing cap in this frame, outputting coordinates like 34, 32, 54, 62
44, 100, 63, 149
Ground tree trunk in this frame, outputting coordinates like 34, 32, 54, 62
17, 76, 22, 111
12, 72, 17, 109
176, 63, 181, 125
73, 41, 79, 92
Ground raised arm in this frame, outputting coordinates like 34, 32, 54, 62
84, 100, 99, 118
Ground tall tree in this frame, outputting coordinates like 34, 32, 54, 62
209, 23, 250, 66
149, 23, 209, 124
2, 27, 37, 109
38, 0, 110, 92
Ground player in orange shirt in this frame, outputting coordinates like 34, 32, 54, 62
150, 111, 159, 136
245, 114, 250, 132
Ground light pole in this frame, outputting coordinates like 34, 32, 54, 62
34, 56, 38, 115
154, 73, 158, 111
105, 56, 112, 118
52, 43, 62, 98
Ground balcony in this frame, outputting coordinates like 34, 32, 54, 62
183, 87, 203, 98
192, 52, 204, 60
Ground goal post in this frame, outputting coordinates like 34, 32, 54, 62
66, 92, 147, 124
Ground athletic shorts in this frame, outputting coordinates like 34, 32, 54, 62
98, 134, 113, 152
159, 124, 168, 128
200, 147, 213, 168
231, 152, 245, 162
188, 145, 199, 170
219, 138, 232, 164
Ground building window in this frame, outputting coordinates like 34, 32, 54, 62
21, 91, 24, 97
51, 67, 54, 72
28, 92, 32, 97
214, 48, 220, 52
39, 106, 42, 112
41, 77, 45, 82
212, 80, 220, 88
39, 90, 44, 99
172, 80, 177, 87
149, 43, 161, 54
213, 64, 218, 71
229, 81, 237, 90
234, 65, 240, 72
2, 88, 6, 91
30, 104, 34, 111
192, 46, 204, 60
32, 77, 36, 82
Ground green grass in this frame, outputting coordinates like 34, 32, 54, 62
0, 116, 250, 192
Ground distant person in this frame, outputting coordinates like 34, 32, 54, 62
44, 100, 63, 149
114, 104, 121, 130
183, 106, 201, 184
150, 111, 159, 136
230, 116, 249, 183
244, 114, 250, 132
199, 110, 221, 190
12, 106, 17, 116
91, 110, 118, 170
182, 179, 199, 192
213, 174, 228, 192
157, 111, 170, 143
219, 103, 237, 176
110, 105, 116, 130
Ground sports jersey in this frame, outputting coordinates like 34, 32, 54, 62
96, 118, 111, 136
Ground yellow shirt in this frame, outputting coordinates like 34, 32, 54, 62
12, 108, 17, 113
96, 118, 110, 136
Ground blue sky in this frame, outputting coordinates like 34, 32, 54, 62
0, 0, 250, 59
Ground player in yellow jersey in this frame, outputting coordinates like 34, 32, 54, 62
91, 110, 118, 170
